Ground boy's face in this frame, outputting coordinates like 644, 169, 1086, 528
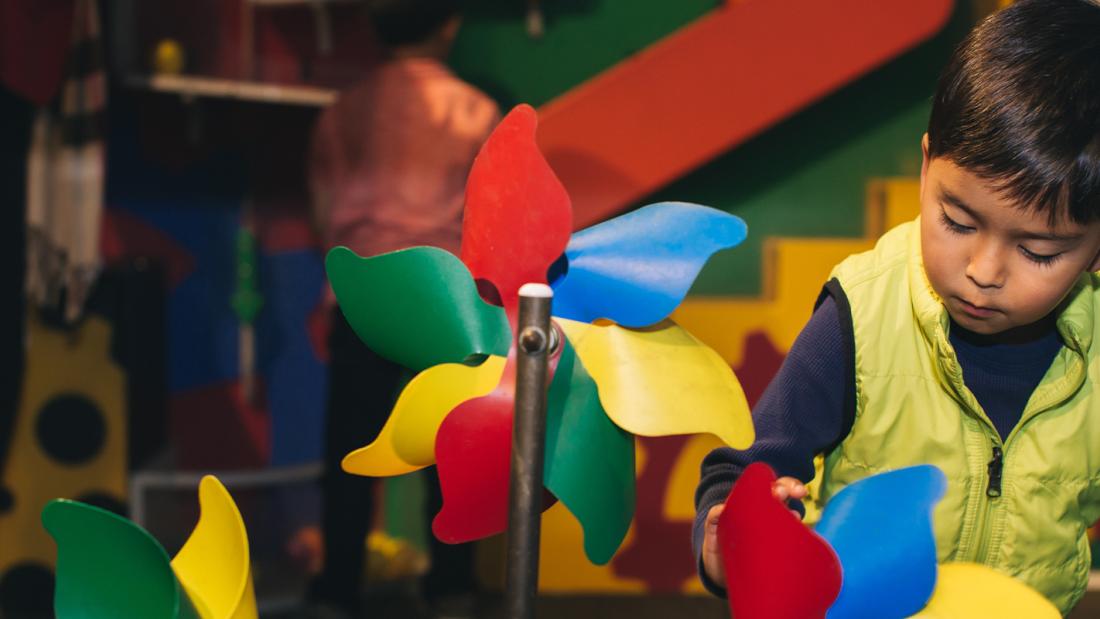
919, 134, 1100, 336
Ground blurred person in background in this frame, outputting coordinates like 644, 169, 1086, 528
306, 0, 500, 617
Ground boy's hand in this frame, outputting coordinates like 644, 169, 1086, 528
772, 476, 808, 507
701, 477, 808, 587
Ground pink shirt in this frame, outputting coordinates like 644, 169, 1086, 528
310, 57, 499, 285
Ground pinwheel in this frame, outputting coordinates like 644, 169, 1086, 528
717, 463, 1059, 619
42, 476, 257, 619
326, 104, 755, 564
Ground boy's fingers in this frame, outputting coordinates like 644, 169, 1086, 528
705, 505, 724, 539
789, 481, 808, 499
704, 505, 725, 541
706, 504, 724, 525
773, 477, 807, 501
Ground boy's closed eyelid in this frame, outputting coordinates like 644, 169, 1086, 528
939, 207, 975, 232
1018, 244, 1064, 266
937, 188, 983, 223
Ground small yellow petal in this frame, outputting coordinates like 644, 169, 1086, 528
171, 476, 257, 619
343, 357, 507, 476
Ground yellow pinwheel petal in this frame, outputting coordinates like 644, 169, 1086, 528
908, 563, 1059, 619
557, 318, 753, 449
392, 356, 507, 465
343, 356, 507, 476
171, 476, 257, 619
342, 405, 420, 477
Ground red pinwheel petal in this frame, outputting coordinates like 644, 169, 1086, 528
718, 462, 841, 619
460, 104, 573, 309
431, 359, 515, 543
432, 352, 560, 544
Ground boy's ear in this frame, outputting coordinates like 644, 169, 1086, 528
920, 133, 931, 200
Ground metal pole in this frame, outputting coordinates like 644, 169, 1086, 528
505, 283, 554, 619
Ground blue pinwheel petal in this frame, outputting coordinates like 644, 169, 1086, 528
550, 202, 747, 327
815, 465, 947, 619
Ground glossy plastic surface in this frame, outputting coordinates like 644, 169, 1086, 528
816, 465, 946, 619
908, 563, 1059, 619
326, 246, 511, 372
558, 318, 753, 449
552, 202, 747, 327
718, 462, 842, 619
544, 336, 635, 564
43, 499, 201, 619
432, 355, 526, 543
460, 104, 573, 310
343, 356, 507, 476
171, 476, 258, 619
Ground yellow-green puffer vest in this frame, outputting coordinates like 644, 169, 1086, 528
818, 219, 1100, 615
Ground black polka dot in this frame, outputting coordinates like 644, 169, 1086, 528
73, 492, 127, 518
0, 562, 54, 617
0, 486, 12, 514
35, 394, 106, 465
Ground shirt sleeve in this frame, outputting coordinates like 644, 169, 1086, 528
692, 293, 853, 596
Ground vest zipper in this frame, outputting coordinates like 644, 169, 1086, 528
971, 437, 1003, 565
987, 445, 1003, 498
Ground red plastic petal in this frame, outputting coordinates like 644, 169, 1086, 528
460, 104, 573, 309
432, 350, 560, 543
718, 462, 841, 619
431, 357, 515, 543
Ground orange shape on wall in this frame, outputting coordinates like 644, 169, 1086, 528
537, 0, 954, 227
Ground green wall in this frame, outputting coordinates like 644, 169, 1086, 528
452, 1, 719, 109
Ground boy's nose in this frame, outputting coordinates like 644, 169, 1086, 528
966, 248, 1006, 289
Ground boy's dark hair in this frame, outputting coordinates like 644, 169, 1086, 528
365, 0, 460, 49
927, 0, 1100, 224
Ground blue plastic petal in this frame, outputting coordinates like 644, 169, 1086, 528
815, 465, 947, 619
550, 202, 747, 327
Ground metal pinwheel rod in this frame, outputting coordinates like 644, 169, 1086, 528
508, 283, 555, 619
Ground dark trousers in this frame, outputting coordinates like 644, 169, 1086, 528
312, 309, 475, 612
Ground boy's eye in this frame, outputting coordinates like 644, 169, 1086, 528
1019, 245, 1063, 266
939, 209, 974, 234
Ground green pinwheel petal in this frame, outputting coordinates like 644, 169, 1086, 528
326, 246, 512, 371
42, 500, 202, 619
544, 336, 635, 565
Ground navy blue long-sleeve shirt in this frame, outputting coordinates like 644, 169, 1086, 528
693, 294, 1063, 595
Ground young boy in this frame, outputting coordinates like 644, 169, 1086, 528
307, 0, 499, 616
694, 0, 1100, 614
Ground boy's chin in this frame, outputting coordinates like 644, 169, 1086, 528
947, 308, 1058, 343
945, 308, 1007, 335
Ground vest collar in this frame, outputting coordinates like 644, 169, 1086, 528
906, 218, 949, 349
1053, 274, 1094, 354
